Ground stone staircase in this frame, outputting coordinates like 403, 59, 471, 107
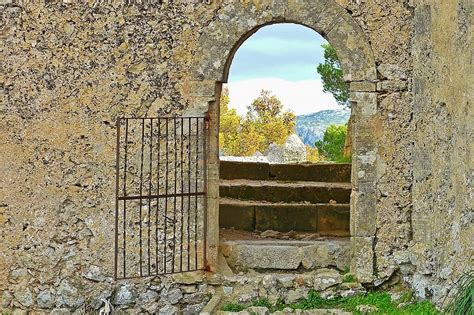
219, 161, 352, 236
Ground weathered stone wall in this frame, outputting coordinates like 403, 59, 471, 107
409, 0, 473, 302
0, 0, 471, 312
0, 2, 220, 312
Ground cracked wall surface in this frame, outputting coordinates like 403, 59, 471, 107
0, 0, 472, 312
410, 0, 473, 302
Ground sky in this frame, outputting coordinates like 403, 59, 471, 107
225, 23, 340, 116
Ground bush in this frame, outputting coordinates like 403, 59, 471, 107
315, 124, 351, 163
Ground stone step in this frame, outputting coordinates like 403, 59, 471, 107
219, 199, 350, 235
220, 161, 351, 183
220, 238, 351, 271
219, 180, 351, 204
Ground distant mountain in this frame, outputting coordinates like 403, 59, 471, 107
296, 109, 350, 147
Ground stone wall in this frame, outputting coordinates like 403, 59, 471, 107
409, 0, 473, 302
0, 0, 472, 312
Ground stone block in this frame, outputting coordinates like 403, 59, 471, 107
286, 0, 328, 29
313, 268, 343, 291
317, 205, 350, 235
255, 204, 318, 232
377, 80, 408, 91
219, 202, 255, 231
226, 243, 302, 270
246, 306, 270, 315
350, 81, 377, 92
377, 64, 408, 80
269, 163, 351, 183
299, 240, 351, 270
286, 288, 309, 304
350, 183, 376, 237
351, 237, 374, 283
327, 14, 377, 82
350, 92, 377, 118
219, 161, 270, 180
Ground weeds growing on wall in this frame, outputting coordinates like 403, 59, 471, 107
221, 290, 440, 314
443, 271, 474, 315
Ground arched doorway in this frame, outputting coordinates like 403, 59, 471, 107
184, 0, 378, 283
218, 22, 352, 255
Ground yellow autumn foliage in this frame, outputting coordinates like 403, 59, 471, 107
219, 88, 298, 157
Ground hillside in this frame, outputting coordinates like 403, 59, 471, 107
296, 109, 350, 147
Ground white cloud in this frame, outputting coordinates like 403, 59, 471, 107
243, 37, 320, 55
225, 78, 340, 116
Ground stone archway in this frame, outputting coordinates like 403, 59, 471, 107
182, 0, 379, 283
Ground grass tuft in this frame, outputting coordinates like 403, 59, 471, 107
222, 302, 246, 312
221, 290, 440, 314
443, 271, 474, 315
343, 274, 356, 283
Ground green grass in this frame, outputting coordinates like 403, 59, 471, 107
221, 290, 440, 314
222, 302, 246, 312
443, 271, 474, 315
251, 298, 273, 308
343, 274, 356, 283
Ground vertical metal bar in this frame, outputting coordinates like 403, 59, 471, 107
180, 117, 185, 271
155, 118, 161, 275
164, 118, 169, 273
122, 118, 129, 278
139, 119, 145, 277
202, 117, 208, 269
187, 117, 192, 270
147, 118, 153, 276
114, 118, 121, 280
194, 118, 199, 269
172, 117, 178, 272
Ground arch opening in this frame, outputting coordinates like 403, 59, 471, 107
191, 0, 378, 282
217, 23, 352, 247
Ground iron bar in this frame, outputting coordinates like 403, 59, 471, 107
164, 118, 169, 273
122, 118, 129, 278
155, 118, 161, 275
180, 117, 185, 272
202, 117, 208, 269
172, 117, 178, 272
114, 116, 207, 279
147, 118, 153, 275
114, 118, 121, 280
195, 117, 199, 269
187, 117, 192, 270
139, 119, 145, 277
117, 192, 205, 201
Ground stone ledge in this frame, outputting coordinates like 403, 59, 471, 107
221, 239, 351, 272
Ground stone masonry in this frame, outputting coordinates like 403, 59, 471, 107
0, 0, 472, 313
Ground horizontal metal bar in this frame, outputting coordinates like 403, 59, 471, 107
118, 192, 205, 201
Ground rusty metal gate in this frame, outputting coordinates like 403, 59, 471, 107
114, 117, 207, 279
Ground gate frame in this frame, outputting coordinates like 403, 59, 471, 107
114, 117, 209, 280
183, 0, 380, 282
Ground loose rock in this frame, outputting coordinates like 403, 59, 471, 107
314, 269, 343, 291
112, 284, 135, 305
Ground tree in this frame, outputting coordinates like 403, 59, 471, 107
306, 146, 320, 162
219, 88, 242, 156
317, 43, 350, 107
317, 43, 352, 160
315, 124, 351, 163
246, 90, 296, 153
219, 89, 296, 156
